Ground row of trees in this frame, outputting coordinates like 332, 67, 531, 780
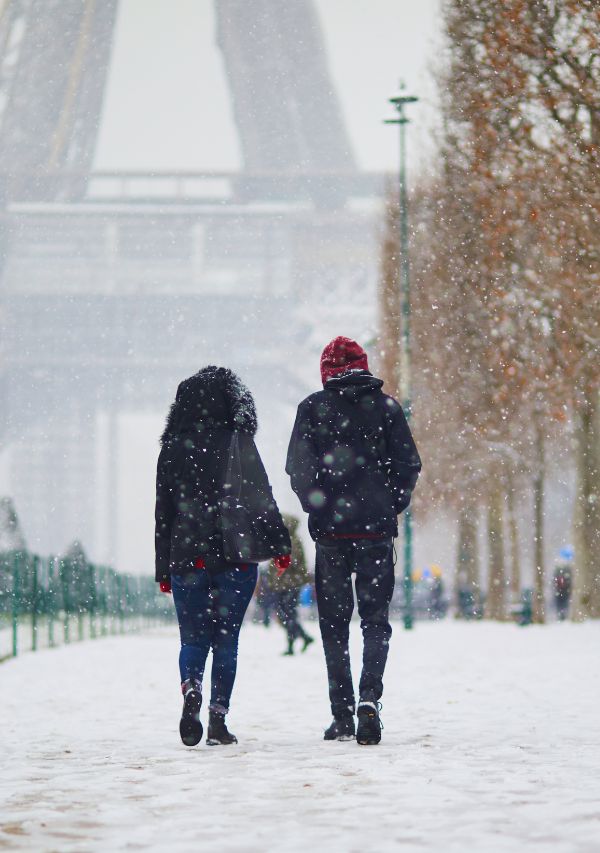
380, 0, 599, 620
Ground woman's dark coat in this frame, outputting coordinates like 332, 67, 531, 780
155, 367, 290, 583
286, 370, 421, 541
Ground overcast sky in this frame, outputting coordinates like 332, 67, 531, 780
95, 0, 443, 177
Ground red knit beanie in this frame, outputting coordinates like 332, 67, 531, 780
320, 336, 369, 385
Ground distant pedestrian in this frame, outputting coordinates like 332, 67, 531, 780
286, 337, 421, 745
155, 366, 291, 747
553, 547, 573, 621
254, 565, 277, 627
268, 514, 314, 655
429, 571, 446, 620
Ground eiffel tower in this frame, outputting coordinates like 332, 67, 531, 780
0, 0, 383, 564
0, 0, 356, 201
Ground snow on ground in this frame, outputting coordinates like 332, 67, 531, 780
1, 620, 600, 853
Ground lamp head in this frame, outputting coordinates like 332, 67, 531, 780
389, 94, 419, 107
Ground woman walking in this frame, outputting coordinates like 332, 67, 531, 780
155, 366, 291, 747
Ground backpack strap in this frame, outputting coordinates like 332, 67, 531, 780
223, 432, 242, 501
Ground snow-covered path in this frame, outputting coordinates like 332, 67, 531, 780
1, 620, 599, 853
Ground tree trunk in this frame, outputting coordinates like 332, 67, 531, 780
572, 389, 600, 619
571, 486, 585, 622
456, 497, 480, 617
532, 419, 545, 623
377, 192, 401, 398
506, 467, 521, 604
485, 466, 506, 620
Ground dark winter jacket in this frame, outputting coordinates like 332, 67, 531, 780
155, 367, 291, 583
286, 370, 421, 541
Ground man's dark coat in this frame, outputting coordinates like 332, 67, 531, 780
286, 371, 421, 541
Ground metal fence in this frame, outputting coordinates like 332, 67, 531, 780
0, 550, 173, 660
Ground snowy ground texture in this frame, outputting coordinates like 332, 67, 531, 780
2, 620, 600, 853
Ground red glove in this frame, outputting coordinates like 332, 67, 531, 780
274, 554, 291, 577
159, 580, 172, 594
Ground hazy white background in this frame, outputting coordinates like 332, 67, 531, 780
96, 0, 442, 175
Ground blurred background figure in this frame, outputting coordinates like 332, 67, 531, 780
409, 564, 449, 620
254, 566, 277, 627
428, 565, 446, 620
553, 547, 574, 622
299, 577, 318, 622
456, 581, 483, 621
268, 515, 314, 656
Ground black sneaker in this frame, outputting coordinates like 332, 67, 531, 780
356, 702, 382, 745
207, 710, 238, 745
324, 715, 356, 741
179, 678, 203, 747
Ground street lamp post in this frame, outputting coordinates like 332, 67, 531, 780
385, 86, 418, 631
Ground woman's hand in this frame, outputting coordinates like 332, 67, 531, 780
274, 554, 291, 577
159, 580, 172, 594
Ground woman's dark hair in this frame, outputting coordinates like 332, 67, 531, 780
160, 366, 257, 444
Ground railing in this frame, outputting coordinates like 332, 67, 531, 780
1, 170, 387, 206
0, 550, 173, 660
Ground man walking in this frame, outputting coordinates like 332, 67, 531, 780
268, 514, 314, 656
286, 336, 421, 745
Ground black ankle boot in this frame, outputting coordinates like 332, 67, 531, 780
356, 701, 382, 745
179, 678, 203, 747
324, 714, 355, 741
207, 710, 238, 745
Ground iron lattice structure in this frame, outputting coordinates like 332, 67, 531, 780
215, 0, 355, 174
0, 0, 355, 202
0, 0, 119, 200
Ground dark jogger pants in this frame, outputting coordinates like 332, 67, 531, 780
171, 565, 257, 713
276, 589, 310, 644
315, 538, 395, 718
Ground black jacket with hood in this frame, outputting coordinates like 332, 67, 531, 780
155, 367, 290, 583
286, 370, 421, 541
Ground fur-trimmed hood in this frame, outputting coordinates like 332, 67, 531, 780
160, 366, 257, 444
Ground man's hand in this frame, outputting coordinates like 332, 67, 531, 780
274, 554, 291, 577
159, 580, 172, 594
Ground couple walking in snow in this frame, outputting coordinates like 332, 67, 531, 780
155, 336, 421, 747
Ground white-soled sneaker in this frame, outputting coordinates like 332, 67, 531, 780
324, 715, 356, 741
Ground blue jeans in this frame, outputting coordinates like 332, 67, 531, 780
315, 539, 395, 718
171, 566, 257, 712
